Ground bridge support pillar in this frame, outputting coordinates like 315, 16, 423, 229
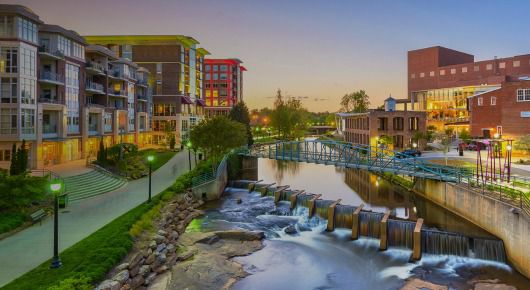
326, 199, 342, 232
289, 190, 304, 209
259, 183, 276, 197
247, 179, 263, 192
379, 210, 391, 251
351, 204, 364, 240
411, 218, 423, 261
308, 194, 322, 217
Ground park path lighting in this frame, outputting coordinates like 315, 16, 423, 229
186, 141, 192, 170
147, 155, 154, 203
493, 133, 500, 139
412, 142, 418, 149
50, 179, 63, 269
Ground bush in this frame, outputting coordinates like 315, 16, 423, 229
0, 175, 48, 212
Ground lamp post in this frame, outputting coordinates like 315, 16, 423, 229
147, 155, 154, 203
50, 180, 63, 269
186, 141, 192, 171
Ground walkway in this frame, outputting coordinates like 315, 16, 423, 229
44, 159, 93, 177
0, 150, 196, 287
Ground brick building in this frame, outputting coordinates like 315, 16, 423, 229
404, 46, 530, 132
469, 78, 530, 139
339, 98, 427, 150
203, 58, 246, 117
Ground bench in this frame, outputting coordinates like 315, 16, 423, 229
30, 209, 47, 225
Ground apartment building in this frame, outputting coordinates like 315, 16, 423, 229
0, 5, 152, 170
83, 35, 210, 145
403, 46, 530, 133
203, 58, 246, 117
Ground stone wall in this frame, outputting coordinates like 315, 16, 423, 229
413, 179, 530, 278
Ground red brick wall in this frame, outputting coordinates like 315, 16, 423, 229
470, 80, 530, 138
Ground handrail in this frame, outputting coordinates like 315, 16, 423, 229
192, 154, 229, 188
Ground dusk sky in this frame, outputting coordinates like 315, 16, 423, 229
7, 0, 530, 111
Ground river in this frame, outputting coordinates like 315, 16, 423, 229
191, 159, 530, 289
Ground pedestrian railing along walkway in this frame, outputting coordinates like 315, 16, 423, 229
192, 155, 228, 188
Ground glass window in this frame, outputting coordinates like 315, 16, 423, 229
491, 96, 496, 106
0, 77, 17, 103
0, 16, 15, 38
462, 67, 467, 73
220, 65, 228, 71
72, 42, 85, 60
474, 65, 480, 72
429, 71, 434, 77
0, 47, 18, 73
156, 63, 162, 74
220, 73, 227, 80
410, 73, 415, 79
486, 64, 492, 70
20, 47, 35, 76
21, 108, 35, 134
213, 65, 219, 71
450, 68, 456, 74
213, 73, 218, 80
439, 70, 445, 76
16, 17, 37, 43
499, 62, 505, 69
513, 60, 520, 67
57, 35, 71, 57
205, 65, 211, 71
517, 89, 530, 102
0, 108, 17, 134
205, 73, 210, 81
20, 78, 35, 104
477, 97, 483, 106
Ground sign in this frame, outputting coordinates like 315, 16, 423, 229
521, 111, 530, 118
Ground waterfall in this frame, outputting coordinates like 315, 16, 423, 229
296, 194, 314, 207
473, 238, 507, 263
315, 200, 334, 218
421, 229, 469, 256
359, 211, 383, 238
334, 205, 357, 229
279, 190, 293, 201
387, 220, 415, 249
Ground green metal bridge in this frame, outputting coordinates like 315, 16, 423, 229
240, 140, 468, 182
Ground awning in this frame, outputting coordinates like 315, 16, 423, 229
196, 99, 206, 106
181, 96, 193, 104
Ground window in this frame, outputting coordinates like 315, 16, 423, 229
410, 73, 415, 79
0, 108, 17, 134
0, 16, 15, 38
220, 73, 227, 80
205, 65, 211, 71
429, 71, 434, 77
491, 96, 496, 106
439, 70, 445, 76
16, 17, 37, 43
0, 77, 17, 103
393, 117, 404, 131
156, 63, 162, 74
474, 65, 480, 72
462, 67, 467, 73
517, 89, 530, 102
213, 73, 219, 80
213, 65, 219, 71
20, 47, 35, 76
20, 78, 35, 104
205, 73, 210, 81
497, 126, 503, 136
57, 35, 71, 57
220, 65, 228, 71
0, 47, 18, 73
154, 104, 176, 116
499, 62, 505, 69
486, 64, 492, 70
21, 108, 34, 134
477, 97, 483, 106
122, 44, 132, 60
0, 149, 11, 161
514, 60, 520, 67
450, 68, 456, 74
72, 42, 85, 60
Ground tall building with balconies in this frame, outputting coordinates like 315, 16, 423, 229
0, 4, 153, 169
83, 35, 210, 146
204, 58, 246, 117
0, 5, 42, 169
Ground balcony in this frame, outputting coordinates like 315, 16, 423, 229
39, 71, 65, 86
137, 78, 148, 87
39, 96, 64, 105
86, 81, 105, 94
109, 69, 126, 80
136, 93, 148, 101
108, 89, 127, 97
38, 46, 64, 60
85, 101, 105, 109
86, 62, 106, 75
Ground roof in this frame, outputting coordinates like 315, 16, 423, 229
196, 99, 206, 106
86, 45, 117, 59
205, 58, 244, 65
40, 24, 86, 45
335, 112, 369, 117
0, 4, 42, 24
196, 48, 211, 56
466, 87, 501, 99
181, 96, 193, 104
83, 35, 202, 49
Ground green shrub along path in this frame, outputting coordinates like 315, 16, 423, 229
0, 149, 196, 288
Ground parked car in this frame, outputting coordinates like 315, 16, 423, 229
397, 149, 422, 158
466, 144, 478, 151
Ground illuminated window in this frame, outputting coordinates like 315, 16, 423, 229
450, 68, 456, 74
491, 96, 496, 105
419, 72, 424, 78
439, 70, 445, 76
499, 62, 505, 69
156, 63, 162, 74
429, 71, 434, 77
486, 64, 492, 70
461, 67, 467, 73
513, 60, 520, 67
477, 97, 483, 106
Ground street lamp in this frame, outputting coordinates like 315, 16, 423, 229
506, 145, 512, 151
50, 179, 63, 269
186, 141, 192, 171
147, 155, 154, 203
494, 133, 500, 139
412, 142, 418, 149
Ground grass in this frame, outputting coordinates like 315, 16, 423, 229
3, 158, 212, 290
137, 148, 177, 171
428, 158, 476, 169
0, 212, 27, 235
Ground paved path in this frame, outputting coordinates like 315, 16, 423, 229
0, 150, 196, 287
44, 159, 94, 177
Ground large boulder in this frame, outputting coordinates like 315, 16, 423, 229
112, 270, 130, 285
214, 230, 265, 241
97, 279, 120, 290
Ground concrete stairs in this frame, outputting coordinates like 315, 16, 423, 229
64, 170, 127, 202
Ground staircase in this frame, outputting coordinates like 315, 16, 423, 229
63, 170, 127, 202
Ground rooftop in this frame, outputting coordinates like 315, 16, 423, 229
83, 35, 204, 49
0, 4, 43, 24
40, 24, 86, 45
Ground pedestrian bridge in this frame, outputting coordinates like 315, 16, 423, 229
239, 140, 466, 182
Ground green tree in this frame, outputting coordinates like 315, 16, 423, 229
97, 138, 106, 163
168, 133, 176, 150
426, 125, 437, 142
340, 90, 370, 113
229, 101, 253, 146
190, 116, 247, 163
16, 140, 28, 175
270, 89, 308, 140
9, 143, 17, 176
458, 129, 472, 142
515, 135, 530, 154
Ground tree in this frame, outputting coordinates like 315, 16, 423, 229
97, 138, 106, 163
340, 90, 370, 113
458, 129, 472, 143
270, 89, 308, 140
168, 133, 176, 150
16, 140, 28, 175
426, 125, 437, 142
229, 101, 253, 146
9, 143, 17, 176
190, 116, 247, 164
515, 135, 530, 154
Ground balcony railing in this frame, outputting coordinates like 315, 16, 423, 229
85, 102, 105, 108
137, 78, 148, 86
111, 70, 125, 79
39, 96, 63, 104
86, 61, 105, 72
38, 46, 64, 59
39, 71, 65, 84
43, 124, 58, 134
108, 89, 127, 97
86, 81, 104, 92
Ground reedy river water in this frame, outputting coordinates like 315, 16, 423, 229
191, 159, 529, 290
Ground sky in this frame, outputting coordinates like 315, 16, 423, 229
5, 0, 530, 112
